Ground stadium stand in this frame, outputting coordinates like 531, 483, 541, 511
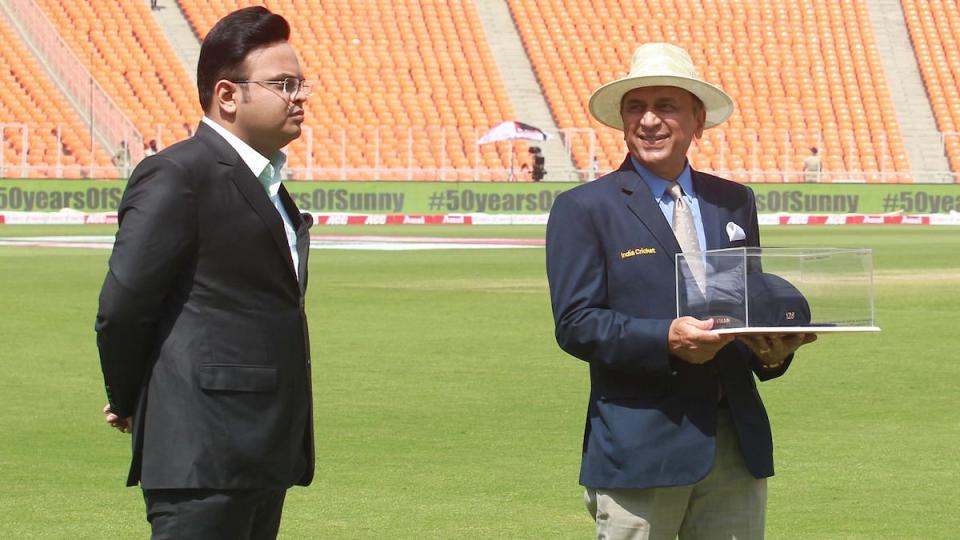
0, 14, 112, 178
31, 0, 199, 153
1, 0, 956, 182
507, 0, 911, 182
177, 0, 520, 180
901, 0, 960, 173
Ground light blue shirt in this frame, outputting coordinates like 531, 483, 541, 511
630, 156, 707, 252
201, 117, 299, 279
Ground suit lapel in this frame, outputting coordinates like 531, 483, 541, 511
280, 186, 312, 292
195, 123, 298, 280
230, 162, 297, 276
615, 157, 681, 258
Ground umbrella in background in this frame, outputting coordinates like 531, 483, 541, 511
478, 121, 552, 144
477, 121, 552, 181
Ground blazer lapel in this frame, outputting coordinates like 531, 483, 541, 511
230, 163, 297, 276
280, 186, 312, 292
615, 157, 681, 258
195, 123, 298, 279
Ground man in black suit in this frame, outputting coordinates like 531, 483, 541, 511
546, 43, 816, 538
96, 7, 313, 538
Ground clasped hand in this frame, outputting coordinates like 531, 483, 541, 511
103, 403, 133, 434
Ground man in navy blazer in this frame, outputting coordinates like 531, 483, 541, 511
546, 43, 816, 539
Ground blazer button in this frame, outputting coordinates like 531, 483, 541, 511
299, 297, 305, 309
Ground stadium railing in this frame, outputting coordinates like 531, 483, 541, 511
1, 0, 143, 170
2, 122, 957, 183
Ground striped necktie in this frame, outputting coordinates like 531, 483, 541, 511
667, 183, 705, 291
669, 183, 720, 399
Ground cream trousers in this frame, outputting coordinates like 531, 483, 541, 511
585, 411, 767, 540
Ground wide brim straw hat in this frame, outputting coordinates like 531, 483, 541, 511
588, 43, 734, 130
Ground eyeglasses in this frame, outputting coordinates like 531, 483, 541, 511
230, 77, 313, 99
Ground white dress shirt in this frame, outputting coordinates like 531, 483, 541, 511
631, 156, 707, 252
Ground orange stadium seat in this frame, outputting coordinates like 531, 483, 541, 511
32, 0, 201, 155
0, 15, 112, 178
177, 0, 519, 180
507, 0, 909, 183
902, 0, 960, 176
2, 0, 948, 182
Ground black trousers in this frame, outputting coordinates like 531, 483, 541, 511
143, 488, 287, 540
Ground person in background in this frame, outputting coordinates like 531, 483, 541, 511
587, 156, 600, 181
802, 147, 822, 183
111, 141, 130, 168
530, 146, 546, 181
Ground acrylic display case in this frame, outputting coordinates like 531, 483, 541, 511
676, 247, 880, 334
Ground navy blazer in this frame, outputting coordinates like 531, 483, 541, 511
546, 157, 790, 489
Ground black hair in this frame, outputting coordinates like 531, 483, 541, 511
197, 6, 291, 112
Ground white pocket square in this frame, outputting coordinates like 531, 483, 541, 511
726, 222, 746, 242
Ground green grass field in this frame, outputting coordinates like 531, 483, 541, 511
1, 225, 958, 538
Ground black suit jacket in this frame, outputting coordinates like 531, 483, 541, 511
546, 157, 791, 489
96, 122, 315, 489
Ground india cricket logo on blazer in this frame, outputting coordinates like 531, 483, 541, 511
620, 247, 657, 259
